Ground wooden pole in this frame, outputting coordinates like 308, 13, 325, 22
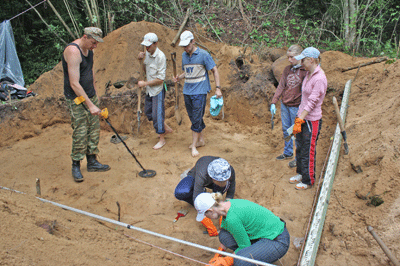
25, 0, 67, 45
47, 0, 77, 40
171, 8, 191, 47
341, 57, 388, 72
63, 0, 80, 38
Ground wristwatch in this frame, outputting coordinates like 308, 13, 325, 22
216, 86, 221, 89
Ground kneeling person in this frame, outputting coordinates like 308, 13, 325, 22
174, 156, 235, 236
195, 192, 290, 266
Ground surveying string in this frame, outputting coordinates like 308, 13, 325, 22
9, 0, 47, 21
1, 186, 275, 265
123, 233, 207, 265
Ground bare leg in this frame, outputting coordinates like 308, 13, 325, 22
153, 122, 173, 150
189, 131, 205, 149
191, 131, 201, 157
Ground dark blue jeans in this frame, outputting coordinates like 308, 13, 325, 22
174, 175, 196, 206
144, 89, 165, 134
174, 175, 228, 206
219, 227, 290, 266
184, 94, 207, 133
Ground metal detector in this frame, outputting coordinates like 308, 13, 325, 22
100, 108, 156, 178
74, 96, 156, 178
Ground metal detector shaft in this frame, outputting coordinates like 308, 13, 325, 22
104, 118, 146, 171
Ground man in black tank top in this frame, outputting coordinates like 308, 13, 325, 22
62, 27, 110, 182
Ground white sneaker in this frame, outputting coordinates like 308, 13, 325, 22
295, 182, 311, 190
289, 174, 302, 184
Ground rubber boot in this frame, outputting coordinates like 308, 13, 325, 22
72, 160, 84, 182
86, 154, 110, 172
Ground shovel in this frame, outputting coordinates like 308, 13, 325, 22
284, 124, 295, 142
137, 46, 146, 134
173, 209, 189, 223
332, 96, 349, 154
171, 52, 182, 125
271, 112, 275, 130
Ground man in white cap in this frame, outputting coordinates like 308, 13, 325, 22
174, 156, 236, 236
62, 27, 110, 183
173, 30, 222, 157
138, 32, 173, 150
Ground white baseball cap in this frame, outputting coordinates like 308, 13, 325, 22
141, 33, 158, 46
194, 193, 216, 221
179, 30, 194, 46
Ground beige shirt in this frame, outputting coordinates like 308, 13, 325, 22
143, 47, 166, 97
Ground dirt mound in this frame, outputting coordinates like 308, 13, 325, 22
1, 21, 399, 266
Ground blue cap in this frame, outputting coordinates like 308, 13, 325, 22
295, 47, 320, 60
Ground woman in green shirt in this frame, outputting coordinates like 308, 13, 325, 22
194, 192, 290, 266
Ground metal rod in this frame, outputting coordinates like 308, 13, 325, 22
104, 118, 146, 172
34, 196, 275, 266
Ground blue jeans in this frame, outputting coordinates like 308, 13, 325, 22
184, 94, 207, 133
219, 227, 290, 265
144, 89, 165, 134
281, 102, 298, 157
174, 175, 196, 206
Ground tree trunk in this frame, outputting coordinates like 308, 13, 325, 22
344, 0, 357, 49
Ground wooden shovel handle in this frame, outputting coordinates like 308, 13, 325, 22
138, 46, 146, 112
332, 96, 345, 132
171, 52, 179, 103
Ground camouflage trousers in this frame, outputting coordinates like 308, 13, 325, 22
66, 95, 100, 161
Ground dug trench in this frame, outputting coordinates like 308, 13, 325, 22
1, 21, 399, 265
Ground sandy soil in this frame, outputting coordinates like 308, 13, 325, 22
1, 21, 399, 266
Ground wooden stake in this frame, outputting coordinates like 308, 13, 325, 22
36, 178, 41, 195
116, 201, 121, 222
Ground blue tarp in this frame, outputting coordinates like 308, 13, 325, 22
0, 20, 24, 86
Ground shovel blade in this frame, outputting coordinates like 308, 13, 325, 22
175, 106, 182, 125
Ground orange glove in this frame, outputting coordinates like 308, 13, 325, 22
293, 117, 305, 135
208, 247, 225, 264
209, 257, 234, 266
201, 217, 218, 236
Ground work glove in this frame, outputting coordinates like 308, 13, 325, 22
293, 117, 305, 135
270, 104, 276, 115
201, 217, 218, 237
208, 256, 234, 266
208, 247, 225, 264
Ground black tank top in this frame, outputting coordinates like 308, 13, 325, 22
62, 43, 96, 99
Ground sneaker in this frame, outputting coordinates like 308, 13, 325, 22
276, 154, 293, 160
295, 182, 311, 190
288, 160, 296, 168
289, 174, 302, 184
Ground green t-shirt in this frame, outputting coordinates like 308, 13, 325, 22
221, 199, 285, 253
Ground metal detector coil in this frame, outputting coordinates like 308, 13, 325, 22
139, 170, 156, 178
99, 108, 156, 178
